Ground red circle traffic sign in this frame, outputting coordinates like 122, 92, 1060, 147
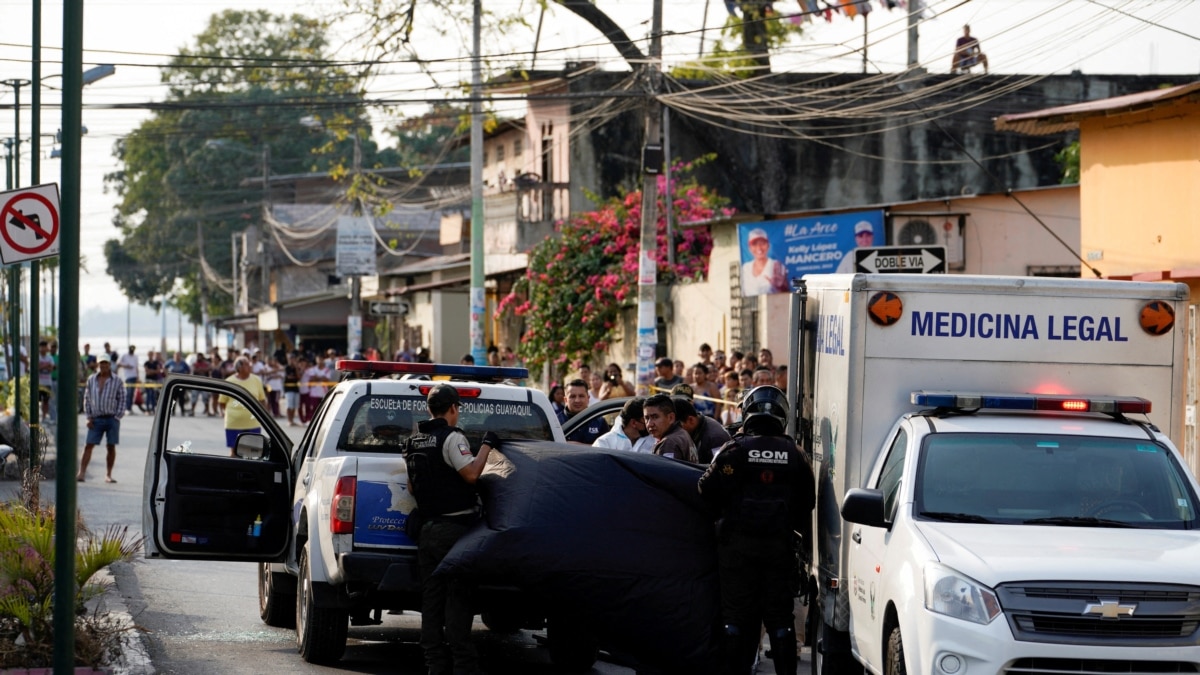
1, 192, 59, 255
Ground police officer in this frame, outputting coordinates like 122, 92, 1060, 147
405, 383, 497, 675
697, 385, 815, 675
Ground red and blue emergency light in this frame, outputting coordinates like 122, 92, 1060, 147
910, 391, 1152, 415
336, 360, 529, 382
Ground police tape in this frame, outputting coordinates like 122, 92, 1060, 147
113, 380, 340, 389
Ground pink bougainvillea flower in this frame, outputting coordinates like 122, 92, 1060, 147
494, 159, 730, 376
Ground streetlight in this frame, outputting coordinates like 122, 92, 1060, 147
2, 78, 32, 429
26, 66, 114, 440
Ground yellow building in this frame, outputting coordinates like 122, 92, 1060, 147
997, 81, 1200, 474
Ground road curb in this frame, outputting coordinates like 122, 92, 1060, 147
89, 567, 154, 675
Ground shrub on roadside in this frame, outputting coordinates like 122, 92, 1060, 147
0, 502, 141, 669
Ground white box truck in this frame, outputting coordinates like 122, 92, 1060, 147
787, 274, 1200, 675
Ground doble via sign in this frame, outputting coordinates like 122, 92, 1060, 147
855, 245, 946, 274
369, 301, 409, 316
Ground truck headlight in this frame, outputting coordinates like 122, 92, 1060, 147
924, 563, 1002, 625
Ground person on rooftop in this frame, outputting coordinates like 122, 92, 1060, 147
951, 24, 989, 74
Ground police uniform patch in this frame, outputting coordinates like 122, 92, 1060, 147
721, 464, 735, 475
456, 441, 471, 457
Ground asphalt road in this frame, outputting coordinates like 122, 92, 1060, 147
32, 409, 803, 674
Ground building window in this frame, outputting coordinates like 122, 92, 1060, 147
497, 143, 506, 162
514, 137, 523, 160
483, 149, 489, 167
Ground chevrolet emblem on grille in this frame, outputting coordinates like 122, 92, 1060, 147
1082, 599, 1137, 619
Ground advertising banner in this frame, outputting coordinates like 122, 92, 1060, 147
737, 209, 884, 296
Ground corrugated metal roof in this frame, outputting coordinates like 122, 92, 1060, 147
995, 80, 1200, 136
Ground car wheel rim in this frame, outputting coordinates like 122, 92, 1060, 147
258, 565, 268, 608
298, 564, 309, 632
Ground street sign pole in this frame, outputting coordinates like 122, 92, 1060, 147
29, 0, 42, 507
54, 0, 83, 668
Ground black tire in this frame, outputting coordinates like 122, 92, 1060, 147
296, 545, 348, 664
546, 615, 599, 672
481, 610, 523, 635
259, 562, 297, 628
886, 626, 907, 675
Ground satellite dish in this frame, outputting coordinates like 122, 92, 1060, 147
898, 219, 937, 246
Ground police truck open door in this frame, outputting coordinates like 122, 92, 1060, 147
142, 373, 295, 562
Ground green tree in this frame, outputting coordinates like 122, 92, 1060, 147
105, 10, 377, 322
1055, 141, 1080, 184
385, 102, 470, 167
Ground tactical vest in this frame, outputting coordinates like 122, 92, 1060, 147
720, 434, 804, 537
404, 418, 478, 517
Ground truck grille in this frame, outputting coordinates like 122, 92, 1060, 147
1005, 657, 1199, 674
996, 582, 1200, 647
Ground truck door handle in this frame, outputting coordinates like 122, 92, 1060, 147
851, 530, 862, 544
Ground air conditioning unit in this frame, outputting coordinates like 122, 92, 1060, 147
889, 214, 965, 270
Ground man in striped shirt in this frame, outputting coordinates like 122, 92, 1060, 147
78, 353, 126, 483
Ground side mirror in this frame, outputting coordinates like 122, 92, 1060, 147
841, 488, 888, 528
234, 433, 268, 460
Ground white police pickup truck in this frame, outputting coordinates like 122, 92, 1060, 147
141, 361, 597, 666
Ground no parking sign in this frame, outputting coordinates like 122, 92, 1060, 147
0, 183, 61, 265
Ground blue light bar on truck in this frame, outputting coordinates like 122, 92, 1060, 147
910, 391, 1152, 415
335, 360, 529, 380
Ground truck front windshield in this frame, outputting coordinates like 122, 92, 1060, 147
916, 433, 1199, 529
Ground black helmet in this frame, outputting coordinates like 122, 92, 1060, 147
741, 385, 788, 435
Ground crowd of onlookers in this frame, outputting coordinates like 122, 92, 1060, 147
17, 338, 780, 438
548, 343, 786, 427
543, 344, 788, 465
68, 342, 350, 427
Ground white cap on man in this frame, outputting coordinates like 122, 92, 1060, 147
854, 220, 874, 235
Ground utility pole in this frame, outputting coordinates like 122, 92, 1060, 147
862, 10, 869, 74
197, 220, 210, 351
468, 0, 486, 366
907, 0, 921, 68
348, 135, 363, 357
55, 0, 85, 666
634, 0, 664, 396
3, 78, 30, 452
231, 234, 240, 314
30, 0, 43, 505
260, 144, 270, 309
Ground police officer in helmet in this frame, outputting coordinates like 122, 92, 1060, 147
697, 385, 815, 675
405, 383, 498, 675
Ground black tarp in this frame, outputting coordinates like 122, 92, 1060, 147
437, 441, 721, 672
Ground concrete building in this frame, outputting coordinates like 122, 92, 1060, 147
996, 80, 1200, 474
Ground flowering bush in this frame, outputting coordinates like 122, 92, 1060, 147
498, 161, 734, 375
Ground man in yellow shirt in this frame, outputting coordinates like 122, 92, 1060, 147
218, 356, 268, 455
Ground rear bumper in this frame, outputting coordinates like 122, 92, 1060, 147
341, 551, 420, 592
